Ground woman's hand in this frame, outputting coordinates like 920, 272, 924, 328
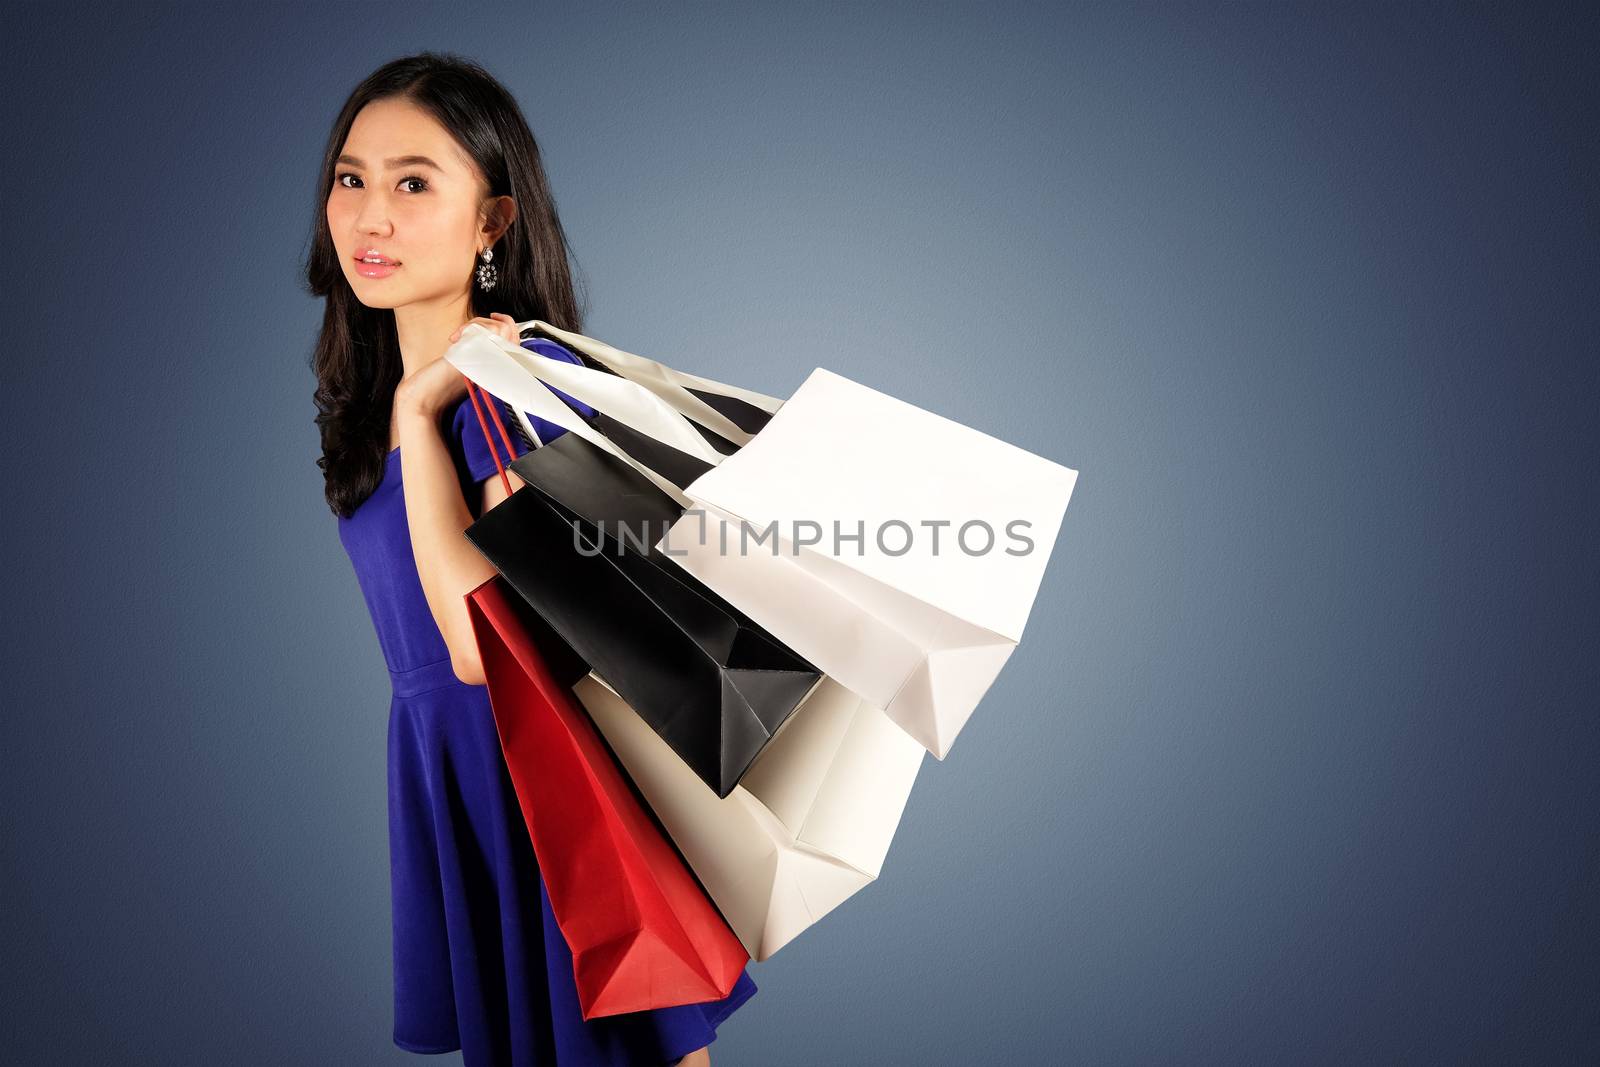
447, 311, 521, 347
395, 312, 521, 420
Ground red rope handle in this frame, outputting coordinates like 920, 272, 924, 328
463, 373, 522, 498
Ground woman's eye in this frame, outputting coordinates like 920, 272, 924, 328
331, 172, 426, 192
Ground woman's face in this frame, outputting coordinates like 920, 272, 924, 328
326, 97, 496, 310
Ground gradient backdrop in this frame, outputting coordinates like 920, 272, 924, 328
3, 3, 1596, 1064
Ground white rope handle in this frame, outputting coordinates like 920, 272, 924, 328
514, 319, 784, 445
446, 325, 722, 507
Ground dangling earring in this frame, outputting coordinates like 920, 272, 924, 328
475, 246, 498, 291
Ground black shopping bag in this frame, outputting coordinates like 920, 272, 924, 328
464, 429, 822, 799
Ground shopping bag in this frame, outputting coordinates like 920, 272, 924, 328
465, 426, 824, 798
573, 670, 925, 962
464, 571, 752, 1020
659, 366, 1079, 759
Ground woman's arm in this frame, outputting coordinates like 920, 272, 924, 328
392, 317, 589, 686
393, 396, 526, 686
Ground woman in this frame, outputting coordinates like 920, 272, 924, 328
305, 52, 758, 1065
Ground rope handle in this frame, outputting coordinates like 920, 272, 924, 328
464, 373, 522, 498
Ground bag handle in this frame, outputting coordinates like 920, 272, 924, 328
453, 325, 729, 462
464, 375, 522, 499
514, 319, 783, 443
447, 324, 733, 507
459, 362, 696, 511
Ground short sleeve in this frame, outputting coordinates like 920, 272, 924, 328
517, 337, 596, 446
450, 387, 530, 485
449, 336, 596, 484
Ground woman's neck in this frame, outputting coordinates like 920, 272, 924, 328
392, 292, 475, 378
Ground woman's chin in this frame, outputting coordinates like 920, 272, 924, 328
346, 280, 410, 310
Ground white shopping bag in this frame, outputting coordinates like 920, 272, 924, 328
575, 671, 925, 962
658, 367, 1078, 758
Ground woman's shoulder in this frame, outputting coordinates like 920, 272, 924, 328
448, 385, 526, 483
447, 334, 588, 481
517, 334, 584, 365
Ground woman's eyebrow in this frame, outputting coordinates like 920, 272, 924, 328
336, 153, 444, 171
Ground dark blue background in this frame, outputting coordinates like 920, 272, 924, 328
3, 3, 1595, 1063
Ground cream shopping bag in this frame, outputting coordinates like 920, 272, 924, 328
574, 671, 925, 962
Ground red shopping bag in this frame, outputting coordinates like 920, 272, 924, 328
460, 379, 749, 1020
466, 576, 750, 1019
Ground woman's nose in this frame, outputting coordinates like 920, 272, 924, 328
354, 194, 392, 235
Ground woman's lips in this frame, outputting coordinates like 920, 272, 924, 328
354, 253, 401, 279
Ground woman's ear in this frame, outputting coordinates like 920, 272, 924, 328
481, 194, 517, 246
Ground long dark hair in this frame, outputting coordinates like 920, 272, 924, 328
303, 51, 588, 517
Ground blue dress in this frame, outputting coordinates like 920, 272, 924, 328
336, 336, 759, 1065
